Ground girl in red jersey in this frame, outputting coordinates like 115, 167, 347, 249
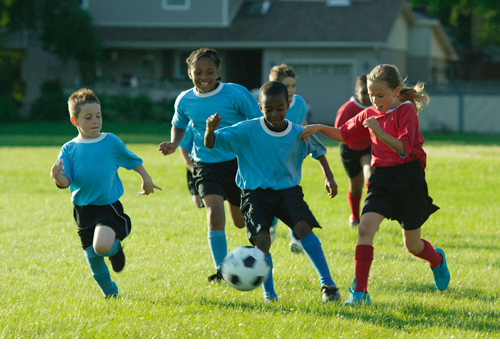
334, 75, 374, 227
299, 64, 450, 305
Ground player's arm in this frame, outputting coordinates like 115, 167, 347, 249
159, 126, 186, 156
299, 124, 345, 143
204, 113, 221, 149
50, 159, 70, 188
133, 164, 162, 195
363, 117, 405, 155
314, 154, 338, 199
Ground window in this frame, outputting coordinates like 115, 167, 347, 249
162, 0, 190, 11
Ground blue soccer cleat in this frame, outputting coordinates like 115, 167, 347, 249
432, 248, 450, 291
343, 279, 370, 306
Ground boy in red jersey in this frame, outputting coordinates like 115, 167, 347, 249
299, 64, 450, 305
334, 75, 373, 227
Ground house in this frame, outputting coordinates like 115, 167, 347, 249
4, 0, 458, 124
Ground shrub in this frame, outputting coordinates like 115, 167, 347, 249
0, 98, 20, 123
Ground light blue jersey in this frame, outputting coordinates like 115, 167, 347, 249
179, 121, 195, 154
286, 94, 307, 125
213, 117, 326, 190
172, 82, 262, 163
56, 133, 143, 206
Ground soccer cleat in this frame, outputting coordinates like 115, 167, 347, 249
289, 240, 304, 254
321, 284, 341, 302
104, 293, 118, 299
343, 287, 371, 306
208, 268, 223, 283
349, 216, 360, 228
432, 248, 450, 291
109, 243, 125, 273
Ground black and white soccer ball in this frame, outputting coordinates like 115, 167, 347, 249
220, 246, 270, 291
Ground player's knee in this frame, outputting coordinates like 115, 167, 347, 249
292, 221, 311, 240
93, 243, 111, 255
357, 221, 374, 240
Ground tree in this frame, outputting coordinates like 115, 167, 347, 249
0, 0, 102, 82
411, 0, 500, 49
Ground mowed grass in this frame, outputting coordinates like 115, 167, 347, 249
0, 122, 499, 339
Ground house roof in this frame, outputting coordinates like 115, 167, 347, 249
98, 0, 408, 49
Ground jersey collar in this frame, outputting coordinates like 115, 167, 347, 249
259, 117, 293, 137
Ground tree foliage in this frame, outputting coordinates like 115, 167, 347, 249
412, 0, 500, 49
0, 0, 102, 81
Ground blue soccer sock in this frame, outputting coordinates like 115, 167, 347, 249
300, 232, 335, 288
262, 253, 278, 301
84, 246, 118, 297
207, 230, 227, 269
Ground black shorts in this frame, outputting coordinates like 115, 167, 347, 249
73, 200, 132, 250
362, 160, 439, 230
186, 168, 199, 196
193, 158, 241, 207
240, 186, 321, 245
340, 143, 372, 178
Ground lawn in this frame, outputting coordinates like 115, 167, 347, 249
0, 122, 499, 339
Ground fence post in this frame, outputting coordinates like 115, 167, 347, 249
458, 82, 464, 133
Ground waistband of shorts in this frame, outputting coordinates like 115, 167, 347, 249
374, 160, 421, 173
74, 200, 120, 210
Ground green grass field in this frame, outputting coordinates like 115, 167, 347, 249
0, 122, 499, 339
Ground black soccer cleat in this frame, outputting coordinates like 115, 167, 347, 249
208, 268, 223, 283
321, 284, 341, 303
109, 243, 126, 273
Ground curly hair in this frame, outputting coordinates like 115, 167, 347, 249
68, 88, 100, 119
186, 48, 222, 81
269, 63, 296, 82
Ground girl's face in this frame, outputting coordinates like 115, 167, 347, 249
356, 82, 372, 107
71, 103, 102, 139
187, 57, 221, 93
280, 76, 297, 99
367, 80, 401, 114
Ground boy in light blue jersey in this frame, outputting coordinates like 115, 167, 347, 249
159, 48, 262, 283
205, 81, 341, 303
268, 64, 309, 253
51, 88, 161, 298
179, 122, 203, 208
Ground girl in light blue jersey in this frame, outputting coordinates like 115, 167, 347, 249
159, 48, 262, 282
269, 64, 309, 253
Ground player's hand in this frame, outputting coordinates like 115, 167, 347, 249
139, 181, 162, 195
298, 124, 322, 142
50, 159, 64, 178
206, 113, 221, 132
362, 117, 383, 138
325, 176, 338, 199
158, 141, 177, 156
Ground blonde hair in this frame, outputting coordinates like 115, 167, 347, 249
367, 64, 429, 114
68, 88, 100, 119
269, 64, 296, 82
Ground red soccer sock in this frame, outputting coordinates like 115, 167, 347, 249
354, 244, 374, 293
347, 191, 362, 221
414, 239, 443, 270
365, 182, 371, 194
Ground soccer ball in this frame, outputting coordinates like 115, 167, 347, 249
220, 246, 270, 291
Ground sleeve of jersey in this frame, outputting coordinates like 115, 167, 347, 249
213, 125, 241, 155
179, 125, 193, 151
55, 147, 72, 188
340, 113, 370, 144
306, 134, 327, 159
171, 93, 190, 129
113, 136, 143, 170
396, 106, 417, 157
236, 87, 262, 120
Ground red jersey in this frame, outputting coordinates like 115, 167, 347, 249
340, 101, 427, 169
335, 97, 372, 151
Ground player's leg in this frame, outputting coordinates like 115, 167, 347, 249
360, 154, 373, 193
226, 201, 245, 229
203, 194, 228, 273
347, 171, 364, 227
93, 224, 125, 273
403, 228, 450, 290
83, 245, 118, 298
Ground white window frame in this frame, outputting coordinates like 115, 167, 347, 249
162, 0, 191, 11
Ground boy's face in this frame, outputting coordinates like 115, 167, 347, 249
259, 93, 290, 132
356, 82, 372, 107
188, 56, 221, 94
281, 76, 297, 99
71, 102, 102, 139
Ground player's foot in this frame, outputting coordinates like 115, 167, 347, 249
109, 243, 125, 273
289, 240, 304, 254
432, 248, 450, 290
349, 216, 360, 228
104, 293, 118, 299
321, 284, 341, 302
343, 287, 370, 306
208, 269, 223, 283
